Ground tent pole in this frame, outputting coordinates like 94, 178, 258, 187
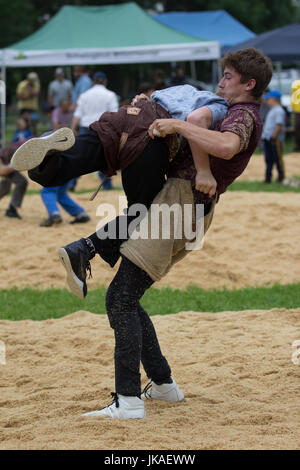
190, 61, 197, 81
66, 66, 72, 82
212, 60, 218, 92
1, 49, 6, 149
275, 61, 282, 93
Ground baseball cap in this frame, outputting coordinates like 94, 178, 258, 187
27, 72, 38, 81
55, 67, 64, 74
93, 71, 107, 81
263, 90, 282, 99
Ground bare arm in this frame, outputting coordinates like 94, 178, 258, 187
71, 116, 80, 134
186, 107, 216, 197
149, 118, 241, 160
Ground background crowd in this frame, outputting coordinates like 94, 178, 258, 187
0, 63, 193, 224
0, 62, 300, 225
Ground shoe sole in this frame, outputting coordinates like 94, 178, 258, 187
140, 393, 185, 402
81, 410, 146, 419
58, 247, 85, 299
11, 128, 75, 171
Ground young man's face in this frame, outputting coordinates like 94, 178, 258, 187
218, 66, 253, 104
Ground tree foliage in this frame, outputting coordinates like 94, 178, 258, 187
163, 0, 297, 33
0, 0, 297, 48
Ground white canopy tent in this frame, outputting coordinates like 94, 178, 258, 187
1, 3, 220, 146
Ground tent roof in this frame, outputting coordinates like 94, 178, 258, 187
2, 3, 220, 66
153, 10, 255, 48
226, 23, 300, 62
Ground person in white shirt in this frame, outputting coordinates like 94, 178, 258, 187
71, 71, 119, 135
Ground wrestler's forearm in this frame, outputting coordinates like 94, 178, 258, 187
172, 120, 237, 159
189, 140, 211, 171
186, 108, 212, 171
71, 116, 80, 133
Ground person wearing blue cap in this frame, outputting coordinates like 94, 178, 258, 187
261, 90, 286, 183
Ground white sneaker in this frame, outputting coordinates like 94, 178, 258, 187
81, 393, 146, 419
11, 128, 75, 171
141, 378, 184, 402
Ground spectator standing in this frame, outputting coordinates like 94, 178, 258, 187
39, 183, 90, 227
51, 99, 73, 130
169, 64, 188, 87
70, 65, 92, 111
67, 65, 93, 191
137, 82, 155, 98
71, 71, 118, 134
262, 90, 286, 183
291, 79, 300, 152
16, 72, 40, 135
48, 68, 73, 111
153, 69, 167, 90
71, 71, 118, 191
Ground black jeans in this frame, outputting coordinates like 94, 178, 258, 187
263, 138, 285, 182
29, 129, 170, 266
106, 256, 171, 396
29, 129, 107, 187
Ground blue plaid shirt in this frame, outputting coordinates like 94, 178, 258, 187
151, 85, 228, 128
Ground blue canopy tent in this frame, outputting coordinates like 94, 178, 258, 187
153, 10, 255, 50
153, 10, 255, 90
226, 23, 300, 103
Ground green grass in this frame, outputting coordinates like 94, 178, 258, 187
0, 283, 299, 321
228, 180, 300, 193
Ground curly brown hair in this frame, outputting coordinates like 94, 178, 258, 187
221, 48, 273, 99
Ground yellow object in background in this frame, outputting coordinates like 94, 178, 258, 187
291, 80, 300, 112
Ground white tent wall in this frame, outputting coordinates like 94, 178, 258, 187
0, 41, 220, 147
